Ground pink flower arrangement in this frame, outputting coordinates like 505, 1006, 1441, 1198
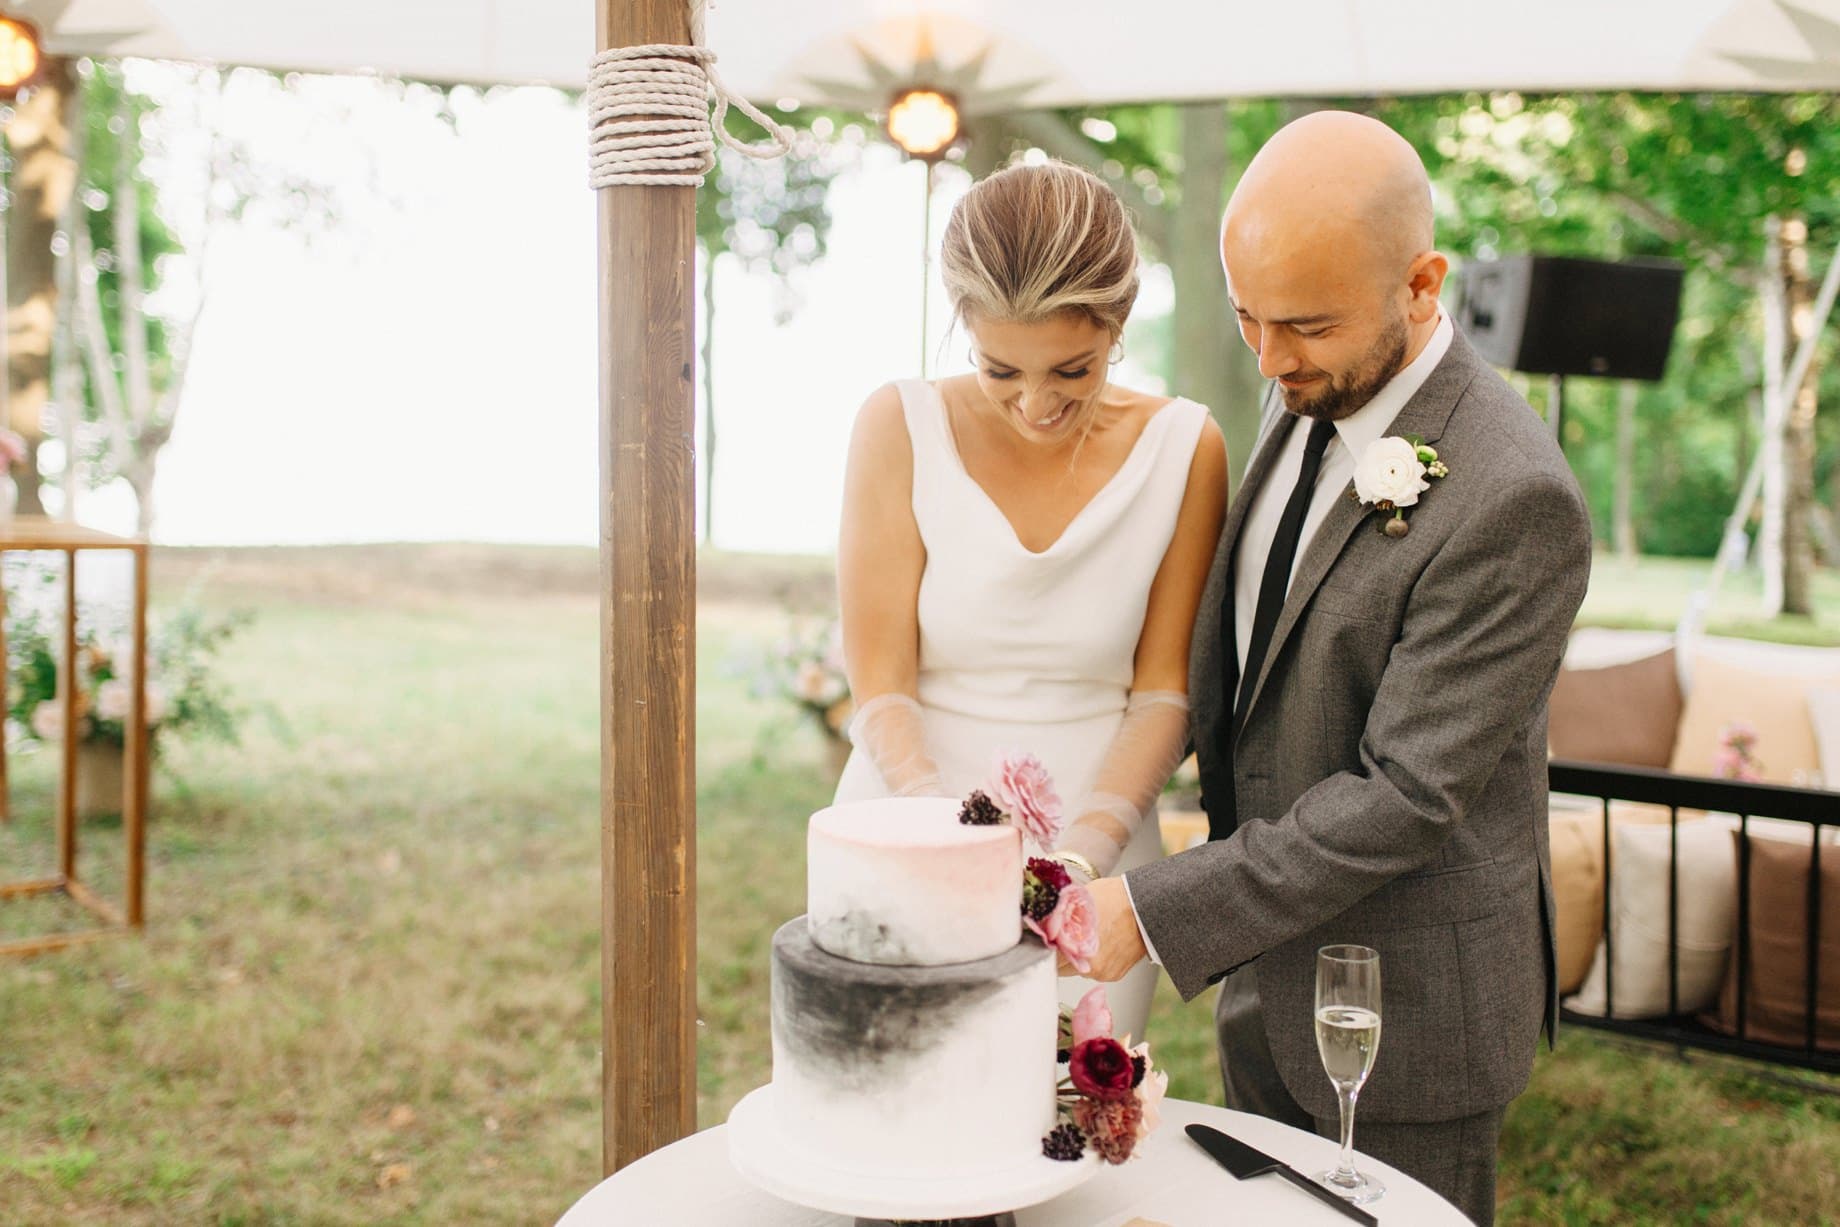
1025, 878, 1098, 974
988, 751, 1063, 850
1042, 986, 1161, 1164
951, 761, 1145, 1158
1714, 721, 1762, 782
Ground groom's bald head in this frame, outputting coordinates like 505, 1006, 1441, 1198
1226, 111, 1434, 284
1219, 112, 1448, 420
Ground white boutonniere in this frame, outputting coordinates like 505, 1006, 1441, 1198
1351, 434, 1449, 538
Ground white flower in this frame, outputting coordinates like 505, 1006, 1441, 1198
96, 680, 133, 722
145, 681, 171, 725
1353, 436, 1431, 508
90, 678, 171, 726
30, 700, 63, 741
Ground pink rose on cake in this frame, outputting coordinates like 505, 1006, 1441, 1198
1024, 875, 1098, 974
988, 750, 1063, 849
1066, 985, 1132, 1099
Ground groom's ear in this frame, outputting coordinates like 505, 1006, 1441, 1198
1403, 250, 1449, 323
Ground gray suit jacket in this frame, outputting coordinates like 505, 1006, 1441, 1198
1125, 328, 1592, 1124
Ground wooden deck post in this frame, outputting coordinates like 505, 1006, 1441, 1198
596, 0, 699, 1176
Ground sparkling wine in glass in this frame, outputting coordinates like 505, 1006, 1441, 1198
1315, 944, 1385, 1204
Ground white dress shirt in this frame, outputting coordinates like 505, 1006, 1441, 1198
1126, 310, 1454, 967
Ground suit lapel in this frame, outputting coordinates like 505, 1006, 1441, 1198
1232, 330, 1482, 740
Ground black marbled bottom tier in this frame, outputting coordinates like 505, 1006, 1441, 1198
769, 917, 1058, 1178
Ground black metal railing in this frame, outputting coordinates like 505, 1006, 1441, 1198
1549, 760, 1840, 1074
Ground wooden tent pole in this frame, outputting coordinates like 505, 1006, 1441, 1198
596, 0, 698, 1176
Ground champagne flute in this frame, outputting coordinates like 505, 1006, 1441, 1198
1315, 944, 1385, 1204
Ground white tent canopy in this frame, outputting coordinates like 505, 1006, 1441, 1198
12, 0, 1840, 101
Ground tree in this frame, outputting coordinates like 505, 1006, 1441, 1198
693, 112, 855, 543
1376, 91, 1840, 610
3, 56, 80, 515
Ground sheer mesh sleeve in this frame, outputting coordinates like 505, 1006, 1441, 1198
847, 692, 946, 798
1054, 691, 1190, 878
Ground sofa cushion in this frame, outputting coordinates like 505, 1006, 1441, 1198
1565, 818, 1737, 1019
1549, 807, 1605, 995
1669, 653, 1840, 784
1549, 647, 1681, 768
1809, 687, 1840, 786
1704, 828, 1840, 1051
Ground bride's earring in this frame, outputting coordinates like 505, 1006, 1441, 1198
1108, 341, 1125, 366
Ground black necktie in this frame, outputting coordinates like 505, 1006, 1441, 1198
1210, 417, 1337, 840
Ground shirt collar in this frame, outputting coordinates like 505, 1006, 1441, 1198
1332, 309, 1453, 461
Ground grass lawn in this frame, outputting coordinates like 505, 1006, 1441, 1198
0, 544, 1835, 1225
1580, 552, 1840, 646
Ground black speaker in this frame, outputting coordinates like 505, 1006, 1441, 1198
1458, 255, 1685, 381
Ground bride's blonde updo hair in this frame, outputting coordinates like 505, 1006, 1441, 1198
941, 160, 1140, 338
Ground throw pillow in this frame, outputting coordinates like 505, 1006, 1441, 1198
1809, 687, 1840, 788
1549, 807, 1605, 995
1704, 828, 1840, 1051
1670, 654, 1840, 784
1549, 648, 1682, 768
1565, 819, 1737, 1019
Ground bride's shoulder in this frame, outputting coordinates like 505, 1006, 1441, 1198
848, 382, 924, 470
1107, 384, 1184, 426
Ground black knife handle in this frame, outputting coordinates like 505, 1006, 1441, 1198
1274, 1164, 1381, 1227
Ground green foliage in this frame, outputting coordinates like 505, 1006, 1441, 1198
1374, 92, 1840, 556
696, 108, 859, 320
3, 561, 252, 750
76, 59, 181, 403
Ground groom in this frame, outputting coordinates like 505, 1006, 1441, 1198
1081, 112, 1592, 1224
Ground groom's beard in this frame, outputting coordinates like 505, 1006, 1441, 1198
1280, 312, 1411, 422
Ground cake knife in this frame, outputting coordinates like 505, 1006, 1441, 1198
1184, 1123, 1381, 1226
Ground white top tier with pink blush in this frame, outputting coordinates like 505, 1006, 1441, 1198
806, 797, 1024, 966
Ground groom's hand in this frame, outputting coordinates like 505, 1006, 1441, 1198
1078, 876, 1148, 983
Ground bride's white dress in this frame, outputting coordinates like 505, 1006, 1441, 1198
835, 378, 1210, 1043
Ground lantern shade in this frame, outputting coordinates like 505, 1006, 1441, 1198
885, 88, 959, 159
0, 15, 41, 99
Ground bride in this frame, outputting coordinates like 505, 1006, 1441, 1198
833, 159, 1227, 1042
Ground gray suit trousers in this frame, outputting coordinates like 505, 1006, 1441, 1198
1216, 969, 1504, 1226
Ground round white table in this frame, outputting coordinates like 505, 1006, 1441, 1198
555, 1097, 1471, 1226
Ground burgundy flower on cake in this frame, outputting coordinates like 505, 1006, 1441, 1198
1042, 986, 1161, 1165
1024, 881, 1097, 974
988, 751, 1063, 849
1068, 1036, 1135, 1101
1022, 856, 1071, 921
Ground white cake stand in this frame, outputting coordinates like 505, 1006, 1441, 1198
727, 1085, 1099, 1225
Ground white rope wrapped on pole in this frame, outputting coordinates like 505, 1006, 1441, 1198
586, 0, 791, 187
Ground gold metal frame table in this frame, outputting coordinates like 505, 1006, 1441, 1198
0, 517, 150, 957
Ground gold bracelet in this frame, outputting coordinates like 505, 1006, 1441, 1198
1054, 850, 1098, 883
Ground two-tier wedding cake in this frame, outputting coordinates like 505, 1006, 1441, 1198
768, 795, 1060, 1176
